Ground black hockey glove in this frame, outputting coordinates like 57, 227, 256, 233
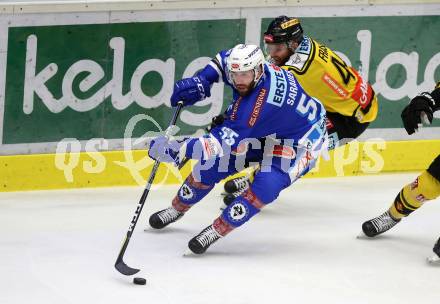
206, 114, 226, 132
401, 92, 436, 135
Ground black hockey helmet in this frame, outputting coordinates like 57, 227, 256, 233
263, 16, 304, 44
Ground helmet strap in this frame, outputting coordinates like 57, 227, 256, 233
253, 64, 264, 87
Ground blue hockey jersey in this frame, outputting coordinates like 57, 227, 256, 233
184, 49, 327, 161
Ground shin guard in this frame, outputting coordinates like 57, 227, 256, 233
218, 188, 265, 231
173, 174, 214, 212
389, 170, 440, 219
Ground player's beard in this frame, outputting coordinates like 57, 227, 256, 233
270, 49, 293, 66
235, 82, 254, 96
272, 55, 293, 66
270, 56, 284, 66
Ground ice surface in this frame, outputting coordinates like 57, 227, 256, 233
1, 173, 439, 304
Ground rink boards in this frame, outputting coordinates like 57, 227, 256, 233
1, 139, 439, 191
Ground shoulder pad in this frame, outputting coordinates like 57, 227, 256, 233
284, 53, 309, 71
295, 36, 312, 55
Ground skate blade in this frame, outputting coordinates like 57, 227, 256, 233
427, 255, 440, 265
183, 249, 195, 257
356, 231, 369, 239
143, 226, 157, 232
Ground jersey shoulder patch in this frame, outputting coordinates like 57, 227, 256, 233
283, 37, 315, 74
296, 36, 313, 55
284, 53, 310, 72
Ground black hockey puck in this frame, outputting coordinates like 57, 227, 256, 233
133, 277, 146, 285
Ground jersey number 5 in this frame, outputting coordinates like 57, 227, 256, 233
297, 93, 318, 121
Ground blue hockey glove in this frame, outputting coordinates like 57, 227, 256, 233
170, 75, 211, 107
148, 136, 183, 166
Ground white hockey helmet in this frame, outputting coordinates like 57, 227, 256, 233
226, 44, 265, 86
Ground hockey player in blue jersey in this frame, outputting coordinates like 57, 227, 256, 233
147, 44, 328, 254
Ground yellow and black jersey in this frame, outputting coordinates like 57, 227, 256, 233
281, 36, 378, 123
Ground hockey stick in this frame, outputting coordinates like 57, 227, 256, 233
178, 155, 191, 170
115, 101, 184, 276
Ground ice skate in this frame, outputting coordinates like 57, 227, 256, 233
220, 187, 247, 210
187, 225, 222, 254
361, 211, 401, 237
149, 207, 184, 229
427, 237, 440, 265
224, 176, 250, 194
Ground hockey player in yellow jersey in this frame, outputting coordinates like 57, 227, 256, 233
222, 16, 378, 204
361, 82, 440, 264
264, 16, 378, 140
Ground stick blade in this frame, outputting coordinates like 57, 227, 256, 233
115, 259, 140, 276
